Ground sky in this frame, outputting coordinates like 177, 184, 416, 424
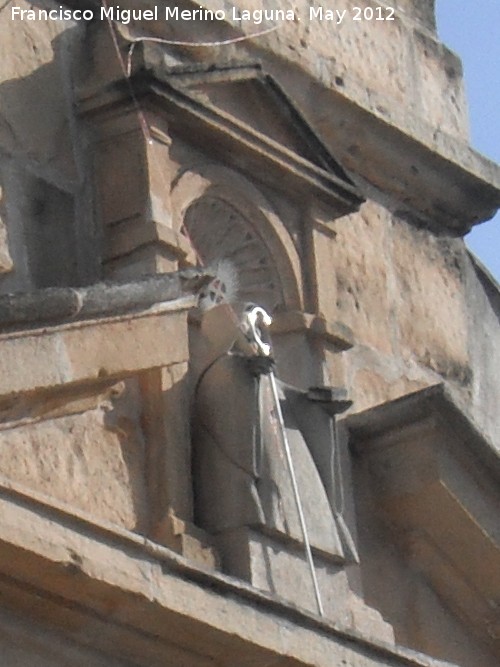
436, 0, 500, 282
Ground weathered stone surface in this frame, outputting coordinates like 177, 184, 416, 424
348, 364, 432, 415
0, 0, 88, 291
0, 269, 208, 329
0, 379, 148, 531
0, 483, 457, 667
88, 108, 187, 279
0, 1, 499, 666
348, 385, 500, 664
217, 526, 351, 620
143, 0, 467, 142
153, 509, 219, 569
0, 0, 77, 174
351, 456, 500, 667
323, 202, 394, 356
465, 258, 500, 450
217, 525, 394, 643
396, 0, 436, 30
0, 606, 133, 667
0, 304, 191, 398
391, 222, 469, 382
131, 0, 500, 231
140, 361, 219, 568
311, 201, 472, 415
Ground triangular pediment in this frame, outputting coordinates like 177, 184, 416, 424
141, 62, 364, 213
80, 56, 363, 214
165, 63, 353, 183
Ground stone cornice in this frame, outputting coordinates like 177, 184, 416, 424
347, 383, 500, 478
79, 62, 365, 215
0, 472, 457, 667
0, 269, 209, 331
347, 384, 500, 659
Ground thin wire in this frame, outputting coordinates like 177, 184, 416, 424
101, 2, 280, 241
331, 417, 345, 515
101, 0, 153, 144
123, 24, 279, 75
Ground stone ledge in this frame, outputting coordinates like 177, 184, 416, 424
105, 219, 193, 262
346, 384, 500, 659
0, 300, 193, 398
347, 383, 500, 478
271, 311, 354, 350
0, 474, 457, 667
0, 269, 209, 331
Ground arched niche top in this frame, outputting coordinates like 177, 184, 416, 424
171, 164, 303, 313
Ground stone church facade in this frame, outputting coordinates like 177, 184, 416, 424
0, 0, 499, 665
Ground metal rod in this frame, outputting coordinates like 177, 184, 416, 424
268, 371, 325, 617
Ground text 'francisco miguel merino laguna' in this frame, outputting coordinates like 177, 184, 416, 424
11, 5, 396, 25
11, 5, 297, 23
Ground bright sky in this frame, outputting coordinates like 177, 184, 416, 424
436, 0, 500, 282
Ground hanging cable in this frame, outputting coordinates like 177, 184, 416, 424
100, 0, 153, 144
122, 25, 280, 77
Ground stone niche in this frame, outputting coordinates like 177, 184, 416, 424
0, 166, 78, 293
21, 174, 77, 288
79, 31, 397, 635
79, 32, 364, 387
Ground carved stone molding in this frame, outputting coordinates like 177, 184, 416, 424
79, 47, 364, 281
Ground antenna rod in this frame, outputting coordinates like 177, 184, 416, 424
268, 371, 325, 617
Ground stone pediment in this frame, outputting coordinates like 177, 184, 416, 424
157, 63, 363, 213
164, 63, 353, 180
80, 55, 364, 216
